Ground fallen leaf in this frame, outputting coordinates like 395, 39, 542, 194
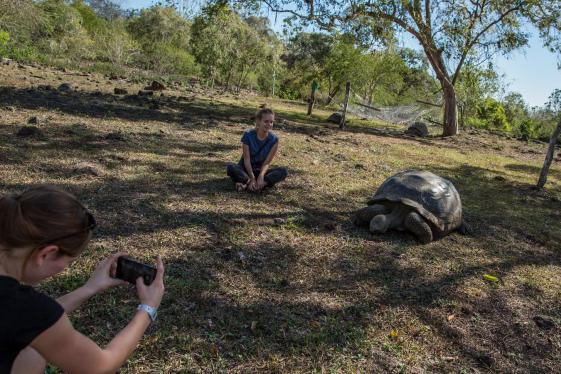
389, 329, 398, 339
447, 314, 456, 321
483, 274, 499, 282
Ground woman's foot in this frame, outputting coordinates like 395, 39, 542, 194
235, 182, 247, 192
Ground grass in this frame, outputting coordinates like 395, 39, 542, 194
1, 61, 561, 373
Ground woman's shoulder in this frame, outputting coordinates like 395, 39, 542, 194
268, 131, 279, 142
1, 276, 62, 314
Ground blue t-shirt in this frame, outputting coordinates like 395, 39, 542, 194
239, 129, 278, 169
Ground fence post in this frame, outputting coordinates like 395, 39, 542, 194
340, 81, 351, 129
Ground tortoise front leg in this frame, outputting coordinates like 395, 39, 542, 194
352, 204, 388, 227
404, 211, 433, 244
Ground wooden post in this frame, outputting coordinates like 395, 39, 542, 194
537, 118, 561, 188
307, 80, 319, 115
340, 81, 350, 129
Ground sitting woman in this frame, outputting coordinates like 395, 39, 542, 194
0, 185, 165, 374
227, 107, 288, 192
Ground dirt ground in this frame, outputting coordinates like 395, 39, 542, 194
1, 59, 561, 373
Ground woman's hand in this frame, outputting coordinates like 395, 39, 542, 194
136, 256, 165, 308
84, 252, 127, 294
247, 177, 257, 191
256, 175, 266, 190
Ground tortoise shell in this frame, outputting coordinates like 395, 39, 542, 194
367, 170, 462, 236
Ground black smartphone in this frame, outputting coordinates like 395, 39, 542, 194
116, 256, 157, 286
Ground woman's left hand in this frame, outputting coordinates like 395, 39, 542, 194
84, 252, 127, 294
256, 175, 266, 190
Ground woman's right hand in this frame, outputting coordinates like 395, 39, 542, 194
135, 256, 165, 308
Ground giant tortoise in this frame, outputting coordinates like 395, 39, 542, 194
353, 170, 464, 243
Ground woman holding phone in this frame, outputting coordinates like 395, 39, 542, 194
0, 185, 165, 374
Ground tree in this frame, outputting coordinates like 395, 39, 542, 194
127, 6, 197, 74
537, 89, 561, 188
84, 0, 124, 20
259, 0, 560, 136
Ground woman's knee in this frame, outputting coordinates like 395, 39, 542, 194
278, 167, 288, 180
226, 163, 236, 176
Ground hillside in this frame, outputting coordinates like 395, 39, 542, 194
1, 59, 561, 373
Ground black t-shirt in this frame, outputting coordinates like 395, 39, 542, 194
0, 275, 64, 374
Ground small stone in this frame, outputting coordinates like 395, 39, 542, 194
144, 80, 166, 91
72, 162, 101, 177
114, 87, 128, 95
57, 83, 74, 92
27, 116, 40, 125
533, 316, 555, 330
17, 126, 43, 138
138, 90, 153, 97
273, 218, 286, 225
104, 131, 127, 141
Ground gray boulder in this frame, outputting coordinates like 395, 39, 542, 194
327, 112, 343, 124
405, 121, 429, 137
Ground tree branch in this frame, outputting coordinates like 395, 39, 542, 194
452, 1, 526, 85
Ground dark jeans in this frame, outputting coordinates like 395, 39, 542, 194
226, 163, 288, 187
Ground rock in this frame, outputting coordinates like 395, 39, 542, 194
144, 80, 166, 91
273, 218, 286, 225
138, 90, 154, 97
16, 126, 43, 138
405, 121, 429, 137
57, 83, 74, 93
114, 88, 128, 95
27, 116, 41, 125
533, 316, 555, 330
327, 112, 343, 124
104, 131, 127, 141
72, 162, 101, 177
38, 84, 53, 91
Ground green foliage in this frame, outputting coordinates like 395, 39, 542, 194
456, 66, 502, 123
126, 6, 197, 75
0, 31, 9, 57
37, 0, 94, 60
468, 98, 510, 131
127, 6, 191, 50
191, 3, 276, 91
93, 20, 139, 66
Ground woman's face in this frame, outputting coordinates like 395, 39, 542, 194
256, 114, 274, 133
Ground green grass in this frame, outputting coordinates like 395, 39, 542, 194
1, 62, 561, 373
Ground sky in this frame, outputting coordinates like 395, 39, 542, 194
122, 0, 560, 108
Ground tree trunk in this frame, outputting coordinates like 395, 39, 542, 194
537, 118, 561, 188
307, 88, 316, 115
340, 81, 351, 129
326, 85, 340, 105
442, 82, 459, 136
236, 66, 245, 93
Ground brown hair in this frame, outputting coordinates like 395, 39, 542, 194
255, 107, 274, 121
0, 185, 93, 256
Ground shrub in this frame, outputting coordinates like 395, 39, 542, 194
469, 98, 511, 131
